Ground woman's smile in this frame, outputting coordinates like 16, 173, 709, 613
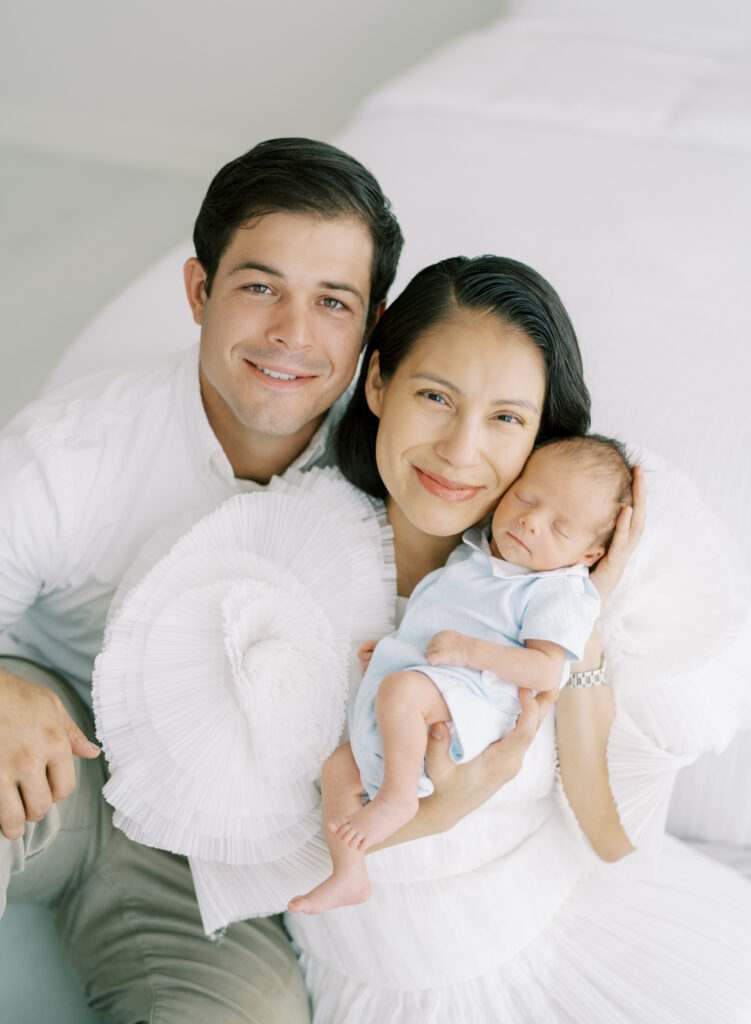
411, 465, 485, 503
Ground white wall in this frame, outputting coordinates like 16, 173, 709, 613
1, 0, 500, 179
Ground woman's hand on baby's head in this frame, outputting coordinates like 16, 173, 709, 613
426, 630, 473, 668
590, 464, 646, 606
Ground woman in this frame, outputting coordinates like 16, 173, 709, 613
284, 256, 751, 1021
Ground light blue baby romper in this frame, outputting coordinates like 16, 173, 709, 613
349, 525, 600, 798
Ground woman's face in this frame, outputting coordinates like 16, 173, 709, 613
365, 308, 546, 540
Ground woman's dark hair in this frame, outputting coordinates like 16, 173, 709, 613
335, 255, 591, 498
193, 137, 403, 324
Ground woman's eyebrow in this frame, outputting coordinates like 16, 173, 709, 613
409, 373, 539, 411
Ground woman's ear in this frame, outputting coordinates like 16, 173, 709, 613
364, 351, 385, 418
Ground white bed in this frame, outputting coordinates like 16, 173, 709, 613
4, 1, 751, 1017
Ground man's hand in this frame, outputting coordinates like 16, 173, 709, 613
0, 668, 100, 840
426, 630, 473, 668
423, 687, 556, 828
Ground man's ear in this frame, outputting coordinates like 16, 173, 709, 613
364, 350, 385, 418
184, 258, 209, 325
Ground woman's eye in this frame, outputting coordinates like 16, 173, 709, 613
419, 390, 449, 405
495, 413, 522, 425
321, 297, 346, 310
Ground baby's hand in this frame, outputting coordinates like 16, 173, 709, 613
426, 630, 473, 668
357, 641, 377, 676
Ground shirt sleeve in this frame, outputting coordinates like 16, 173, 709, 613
0, 420, 67, 632
519, 576, 600, 661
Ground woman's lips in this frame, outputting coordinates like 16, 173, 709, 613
412, 466, 484, 503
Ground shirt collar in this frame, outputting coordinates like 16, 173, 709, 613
461, 524, 591, 580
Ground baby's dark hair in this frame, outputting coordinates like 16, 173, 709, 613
535, 433, 635, 552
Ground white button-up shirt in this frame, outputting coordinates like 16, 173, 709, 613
0, 345, 335, 706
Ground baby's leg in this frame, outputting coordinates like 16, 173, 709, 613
333, 669, 450, 851
287, 743, 371, 914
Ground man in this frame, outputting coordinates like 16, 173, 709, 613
0, 137, 402, 1022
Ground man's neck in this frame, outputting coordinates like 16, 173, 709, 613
200, 379, 322, 485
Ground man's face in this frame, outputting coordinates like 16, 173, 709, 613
186, 211, 374, 452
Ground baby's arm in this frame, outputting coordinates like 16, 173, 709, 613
426, 631, 566, 692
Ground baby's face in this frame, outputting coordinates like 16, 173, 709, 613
490, 447, 614, 572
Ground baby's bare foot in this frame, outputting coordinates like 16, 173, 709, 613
330, 794, 418, 851
287, 872, 371, 915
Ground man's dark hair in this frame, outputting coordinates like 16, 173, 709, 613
335, 255, 591, 498
192, 137, 403, 323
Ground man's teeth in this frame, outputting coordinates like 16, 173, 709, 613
258, 366, 299, 381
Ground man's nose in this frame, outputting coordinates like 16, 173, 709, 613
266, 297, 313, 351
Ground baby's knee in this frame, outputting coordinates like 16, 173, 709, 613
375, 670, 416, 711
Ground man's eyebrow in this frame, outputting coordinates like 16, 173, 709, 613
409, 373, 540, 411
229, 261, 281, 278
320, 281, 366, 307
228, 262, 366, 307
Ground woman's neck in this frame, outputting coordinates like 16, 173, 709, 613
386, 499, 462, 597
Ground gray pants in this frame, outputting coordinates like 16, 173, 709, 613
0, 657, 310, 1024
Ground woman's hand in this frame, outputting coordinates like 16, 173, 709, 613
424, 688, 556, 827
590, 464, 646, 606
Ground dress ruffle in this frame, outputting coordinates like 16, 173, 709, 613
595, 449, 751, 857
92, 468, 395, 930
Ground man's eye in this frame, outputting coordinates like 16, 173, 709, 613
321, 297, 346, 310
245, 283, 272, 294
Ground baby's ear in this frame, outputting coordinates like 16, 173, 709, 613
583, 545, 605, 566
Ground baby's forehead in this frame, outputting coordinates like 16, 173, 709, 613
522, 449, 616, 499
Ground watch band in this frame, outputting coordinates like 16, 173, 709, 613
566, 652, 608, 688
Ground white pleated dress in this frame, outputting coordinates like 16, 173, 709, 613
285, 452, 751, 1023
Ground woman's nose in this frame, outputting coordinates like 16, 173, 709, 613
435, 418, 481, 468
